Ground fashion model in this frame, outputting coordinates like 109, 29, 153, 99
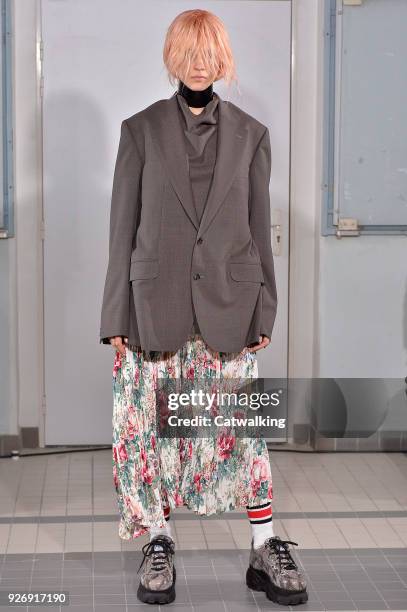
99, 9, 307, 607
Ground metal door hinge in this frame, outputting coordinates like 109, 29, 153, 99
336, 217, 360, 237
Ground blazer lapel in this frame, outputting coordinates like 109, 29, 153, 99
198, 95, 247, 238
150, 93, 199, 230
150, 91, 247, 235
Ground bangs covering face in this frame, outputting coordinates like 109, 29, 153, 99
163, 9, 237, 86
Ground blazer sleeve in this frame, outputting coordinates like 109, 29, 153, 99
99, 119, 143, 345
248, 127, 278, 340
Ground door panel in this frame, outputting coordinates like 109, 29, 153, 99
42, 0, 291, 444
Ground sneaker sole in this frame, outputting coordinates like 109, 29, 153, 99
137, 566, 176, 605
246, 565, 308, 606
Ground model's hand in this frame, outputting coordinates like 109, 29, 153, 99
247, 335, 270, 353
110, 336, 128, 356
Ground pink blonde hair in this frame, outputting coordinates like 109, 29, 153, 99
163, 9, 237, 87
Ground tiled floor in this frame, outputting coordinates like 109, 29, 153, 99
0, 450, 407, 611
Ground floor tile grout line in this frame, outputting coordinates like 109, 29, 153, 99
62, 454, 70, 611
298, 553, 325, 609
0, 525, 10, 602
344, 455, 387, 510
382, 549, 407, 591
4, 546, 407, 560
318, 452, 382, 514
6, 448, 24, 559
47, 454, 63, 612
301, 451, 344, 513
179, 553, 195, 610
333, 514, 373, 551
359, 452, 406, 512
91, 453, 95, 612
28, 457, 40, 612
277, 456, 327, 516
209, 557, 228, 612
200, 518, 209, 550
315, 451, 374, 515
342, 553, 389, 610
298, 453, 355, 516
384, 514, 407, 549
359, 514, 404, 549
295, 513, 327, 552
325, 550, 360, 610
357, 550, 392, 611
5, 509, 407, 525
27, 537, 34, 612
121, 538, 129, 612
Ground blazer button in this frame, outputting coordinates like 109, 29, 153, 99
193, 273, 201, 280
197, 237, 203, 244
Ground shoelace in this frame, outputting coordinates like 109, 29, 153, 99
137, 536, 175, 574
264, 537, 299, 571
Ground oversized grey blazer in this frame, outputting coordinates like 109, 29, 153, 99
99, 91, 278, 353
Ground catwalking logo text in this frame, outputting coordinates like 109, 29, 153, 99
167, 413, 286, 428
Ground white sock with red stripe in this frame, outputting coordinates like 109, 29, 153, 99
247, 502, 274, 548
149, 505, 173, 544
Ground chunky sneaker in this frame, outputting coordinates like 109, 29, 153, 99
246, 535, 308, 605
137, 535, 176, 604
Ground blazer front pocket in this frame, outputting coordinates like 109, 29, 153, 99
129, 259, 159, 280
229, 262, 264, 284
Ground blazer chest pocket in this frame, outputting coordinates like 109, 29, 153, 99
229, 262, 264, 284
129, 259, 159, 280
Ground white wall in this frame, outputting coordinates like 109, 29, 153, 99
288, 0, 323, 379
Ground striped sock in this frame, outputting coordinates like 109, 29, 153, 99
246, 501, 274, 548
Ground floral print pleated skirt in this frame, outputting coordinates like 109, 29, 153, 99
111, 332, 273, 540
